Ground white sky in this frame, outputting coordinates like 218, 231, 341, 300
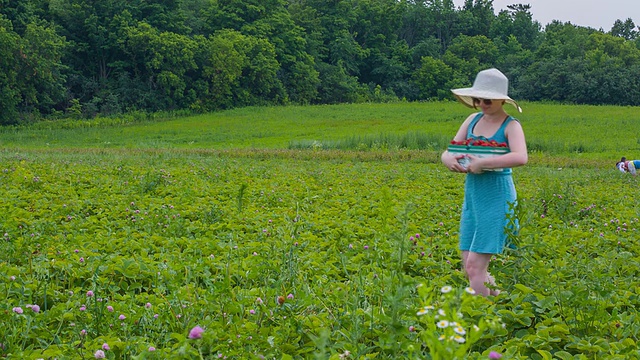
453, 0, 640, 30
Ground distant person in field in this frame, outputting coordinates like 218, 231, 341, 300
616, 157, 640, 175
440, 68, 528, 296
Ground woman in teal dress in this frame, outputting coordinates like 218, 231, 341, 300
440, 68, 528, 296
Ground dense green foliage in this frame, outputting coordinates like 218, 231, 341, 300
2, 104, 640, 358
0, 0, 639, 124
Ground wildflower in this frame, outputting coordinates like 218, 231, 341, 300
436, 320, 449, 328
438, 309, 446, 316
438, 335, 446, 341
94, 350, 105, 359
79, 257, 84, 263
464, 287, 476, 295
249, 309, 255, 315
256, 297, 263, 305
107, 306, 114, 312
149, 347, 156, 352
287, 293, 294, 300
489, 351, 502, 359
12, 307, 23, 314
417, 306, 434, 316
87, 291, 94, 297
145, 302, 152, 309
118, 314, 126, 320
9, 276, 15, 281
153, 314, 159, 319
79, 306, 86, 311
277, 296, 285, 305
440, 286, 452, 294
408, 326, 415, 332
452, 335, 465, 343
453, 326, 466, 335
31, 305, 40, 313
189, 325, 204, 339
102, 343, 110, 350
364, 245, 369, 250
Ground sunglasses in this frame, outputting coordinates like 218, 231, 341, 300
472, 98, 493, 106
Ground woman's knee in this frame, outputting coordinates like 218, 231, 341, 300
464, 255, 490, 277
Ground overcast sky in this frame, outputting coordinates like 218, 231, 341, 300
453, 0, 640, 31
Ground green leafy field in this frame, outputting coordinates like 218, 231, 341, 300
1, 103, 640, 359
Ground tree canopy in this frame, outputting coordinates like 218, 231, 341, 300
0, 0, 639, 124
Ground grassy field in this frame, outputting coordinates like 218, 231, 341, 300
1, 101, 638, 162
1, 102, 640, 359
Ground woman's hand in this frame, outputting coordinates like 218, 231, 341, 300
466, 155, 485, 174
443, 152, 466, 173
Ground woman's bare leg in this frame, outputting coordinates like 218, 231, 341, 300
463, 252, 498, 296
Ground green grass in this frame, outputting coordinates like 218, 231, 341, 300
2, 102, 638, 165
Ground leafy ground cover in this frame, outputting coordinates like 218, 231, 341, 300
1, 103, 640, 359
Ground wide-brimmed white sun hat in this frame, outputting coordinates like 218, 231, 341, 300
451, 68, 522, 112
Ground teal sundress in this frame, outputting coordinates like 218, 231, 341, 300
459, 113, 518, 254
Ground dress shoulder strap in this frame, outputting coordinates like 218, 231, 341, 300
466, 113, 484, 138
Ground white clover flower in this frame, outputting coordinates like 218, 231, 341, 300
453, 326, 466, 335
440, 286, 453, 293
464, 287, 476, 295
436, 320, 449, 328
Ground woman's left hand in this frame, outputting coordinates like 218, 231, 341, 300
466, 155, 485, 174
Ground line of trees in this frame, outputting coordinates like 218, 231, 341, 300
1, 0, 639, 125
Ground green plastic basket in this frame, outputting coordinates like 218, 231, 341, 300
447, 145, 510, 172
